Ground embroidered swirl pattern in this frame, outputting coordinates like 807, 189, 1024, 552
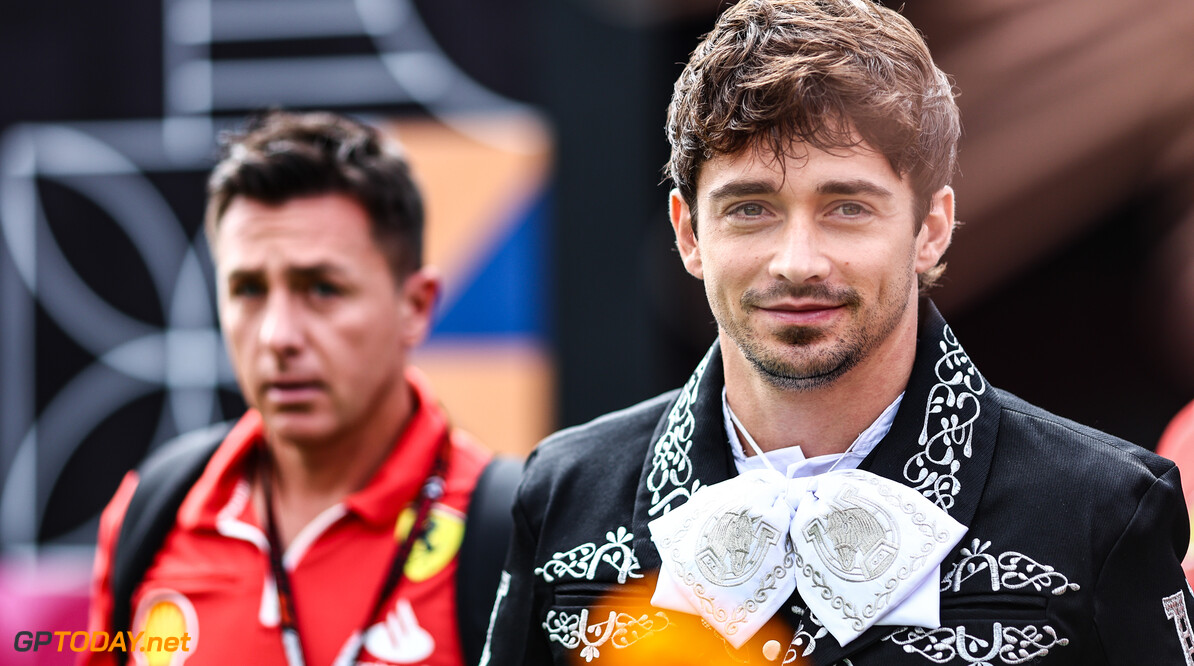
535, 526, 643, 585
684, 554, 795, 637
647, 345, 714, 516
941, 539, 1079, 596
542, 608, 669, 662
905, 325, 986, 511
1161, 591, 1194, 666
886, 623, 1069, 665
797, 478, 943, 631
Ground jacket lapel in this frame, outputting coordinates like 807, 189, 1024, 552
632, 342, 737, 571
859, 300, 1001, 528
811, 300, 1004, 664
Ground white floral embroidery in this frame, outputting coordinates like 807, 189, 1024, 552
941, 540, 1079, 596
542, 608, 669, 662
535, 526, 643, 584
1162, 591, 1194, 666
886, 623, 1069, 664
783, 605, 829, 662
647, 345, 715, 516
905, 325, 986, 511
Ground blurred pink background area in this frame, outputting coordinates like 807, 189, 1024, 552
1, 554, 92, 665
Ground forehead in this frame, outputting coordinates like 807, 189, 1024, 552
695, 138, 906, 199
214, 193, 387, 273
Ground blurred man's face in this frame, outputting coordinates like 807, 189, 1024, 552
671, 137, 953, 390
214, 193, 435, 446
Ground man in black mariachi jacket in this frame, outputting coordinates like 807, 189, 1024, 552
482, 1, 1194, 664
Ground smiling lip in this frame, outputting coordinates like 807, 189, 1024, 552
756, 301, 844, 325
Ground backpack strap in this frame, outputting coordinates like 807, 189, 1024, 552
109, 421, 232, 659
456, 455, 523, 666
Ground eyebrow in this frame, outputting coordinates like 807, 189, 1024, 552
224, 263, 349, 282
705, 178, 896, 203
706, 179, 780, 202
288, 264, 348, 280
816, 179, 895, 200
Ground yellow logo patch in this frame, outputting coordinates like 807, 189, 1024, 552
131, 589, 198, 666
394, 505, 464, 582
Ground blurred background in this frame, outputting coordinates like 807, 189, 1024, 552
2, 0, 1193, 661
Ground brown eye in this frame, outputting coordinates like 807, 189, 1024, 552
310, 281, 342, 298
230, 280, 265, 298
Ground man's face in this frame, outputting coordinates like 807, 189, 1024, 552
214, 193, 437, 446
671, 138, 953, 390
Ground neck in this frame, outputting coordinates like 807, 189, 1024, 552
258, 384, 413, 549
722, 311, 917, 459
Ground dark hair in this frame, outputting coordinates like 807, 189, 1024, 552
666, 0, 960, 289
205, 110, 424, 279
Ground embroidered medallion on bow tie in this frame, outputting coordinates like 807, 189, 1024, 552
647, 468, 967, 648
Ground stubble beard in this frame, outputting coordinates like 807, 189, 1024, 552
719, 277, 912, 391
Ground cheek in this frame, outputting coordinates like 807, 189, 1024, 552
335, 313, 404, 359
702, 244, 751, 281
220, 313, 267, 372
218, 315, 247, 356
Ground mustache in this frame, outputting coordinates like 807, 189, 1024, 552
740, 282, 862, 309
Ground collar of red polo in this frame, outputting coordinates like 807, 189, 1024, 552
176, 368, 448, 532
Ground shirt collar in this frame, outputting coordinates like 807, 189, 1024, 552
177, 368, 449, 531
345, 367, 449, 527
721, 386, 904, 479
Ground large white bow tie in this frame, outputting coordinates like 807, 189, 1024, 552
647, 468, 966, 648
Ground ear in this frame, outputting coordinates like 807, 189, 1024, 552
914, 186, 955, 274
398, 265, 442, 348
670, 189, 704, 279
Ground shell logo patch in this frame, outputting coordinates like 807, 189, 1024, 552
131, 589, 198, 666
394, 504, 464, 582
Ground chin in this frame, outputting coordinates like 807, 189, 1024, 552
771, 322, 833, 347
263, 413, 340, 447
742, 334, 859, 386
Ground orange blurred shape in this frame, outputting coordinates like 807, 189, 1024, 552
569, 576, 808, 665
1157, 399, 1194, 585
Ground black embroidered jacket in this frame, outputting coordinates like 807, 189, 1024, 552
484, 303, 1194, 665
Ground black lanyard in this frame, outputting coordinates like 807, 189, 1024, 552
260, 431, 451, 666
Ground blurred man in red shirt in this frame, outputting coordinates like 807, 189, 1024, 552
85, 111, 493, 666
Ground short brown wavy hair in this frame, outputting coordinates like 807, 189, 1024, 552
666, 0, 959, 288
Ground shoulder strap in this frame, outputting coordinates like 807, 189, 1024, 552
109, 421, 232, 653
456, 455, 523, 666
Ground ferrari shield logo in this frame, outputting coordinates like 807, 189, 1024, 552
393, 505, 464, 582
802, 484, 898, 582
695, 505, 782, 587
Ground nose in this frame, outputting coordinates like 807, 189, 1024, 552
259, 291, 304, 358
769, 216, 831, 284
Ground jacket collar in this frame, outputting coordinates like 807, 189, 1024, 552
631, 342, 736, 571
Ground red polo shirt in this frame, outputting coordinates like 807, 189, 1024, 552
84, 370, 490, 666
